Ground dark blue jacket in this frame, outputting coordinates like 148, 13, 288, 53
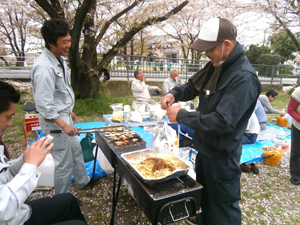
170, 43, 261, 159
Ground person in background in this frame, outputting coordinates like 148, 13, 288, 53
161, 17, 261, 225
131, 70, 162, 105
163, 70, 185, 95
242, 112, 260, 144
259, 90, 286, 116
0, 81, 87, 225
254, 100, 267, 130
30, 18, 100, 195
287, 86, 300, 185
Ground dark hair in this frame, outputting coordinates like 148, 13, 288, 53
41, 18, 70, 49
134, 70, 141, 78
0, 81, 20, 114
266, 89, 278, 98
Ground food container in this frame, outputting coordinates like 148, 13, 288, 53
121, 148, 191, 186
136, 103, 147, 113
277, 115, 288, 127
261, 146, 284, 166
110, 103, 123, 112
272, 138, 291, 152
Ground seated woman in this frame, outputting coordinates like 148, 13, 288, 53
242, 112, 260, 145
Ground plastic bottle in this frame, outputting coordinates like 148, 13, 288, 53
276, 128, 286, 140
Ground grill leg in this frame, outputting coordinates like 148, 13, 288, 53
110, 168, 121, 225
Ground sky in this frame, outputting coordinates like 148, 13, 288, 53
236, 13, 272, 46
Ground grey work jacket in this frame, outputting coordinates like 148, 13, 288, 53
31, 48, 74, 121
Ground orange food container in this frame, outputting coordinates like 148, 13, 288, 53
276, 115, 288, 127
261, 147, 284, 166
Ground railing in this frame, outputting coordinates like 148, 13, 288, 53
108, 54, 207, 81
0, 55, 37, 67
109, 55, 300, 84
1, 54, 300, 84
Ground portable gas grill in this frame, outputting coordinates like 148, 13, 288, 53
94, 127, 203, 225
118, 157, 202, 225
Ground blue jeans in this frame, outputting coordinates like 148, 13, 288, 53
242, 133, 257, 145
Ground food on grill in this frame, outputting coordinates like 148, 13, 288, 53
120, 135, 127, 140
132, 138, 139, 142
129, 156, 181, 179
115, 140, 130, 146
115, 141, 124, 146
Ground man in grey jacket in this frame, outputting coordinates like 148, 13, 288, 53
161, 18, 261, 225
259, 89, 286, 116
31, 18, 99, 194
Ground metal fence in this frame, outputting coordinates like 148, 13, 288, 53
1, 54, 300, 84
109, 54, 300, 84
108, 54, 208, 81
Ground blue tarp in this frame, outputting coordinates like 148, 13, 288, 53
34, 121, 290, 183
240, 123, 291, 163
131, 123, 291, 164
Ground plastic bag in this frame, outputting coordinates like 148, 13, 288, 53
80, 133, 96, 162
93, 146, 114, 174
151, 122, 179, 155
111, 111, 123, 122
129, 111, 142, 123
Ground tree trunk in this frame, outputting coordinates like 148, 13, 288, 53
71, 2, 99, 99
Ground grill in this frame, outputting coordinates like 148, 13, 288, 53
95, 127, 147, 168
94, 126, 202, 224
118, 157, 202, 224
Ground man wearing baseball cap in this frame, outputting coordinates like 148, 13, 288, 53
161, 17, 261, 225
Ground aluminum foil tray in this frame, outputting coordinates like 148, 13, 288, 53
121, 148, 191, 186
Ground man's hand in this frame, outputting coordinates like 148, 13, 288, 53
62, 124, 81, 136
52, 117, 81, 136
166, 106, 181, 122
71, 112, 77, 124
23, 137, 53, 167
157, 88, 162, 94
161, 93, 175, 110
176, 77, 181, 82
280, 111, 286, 117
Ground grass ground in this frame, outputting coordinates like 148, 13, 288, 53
2, 80, 300, 225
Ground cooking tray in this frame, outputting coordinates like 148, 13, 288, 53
121, 148, 192, 186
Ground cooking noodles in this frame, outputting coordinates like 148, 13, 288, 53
128, 155, 182, 179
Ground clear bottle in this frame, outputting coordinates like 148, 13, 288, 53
276, 128, 286, 141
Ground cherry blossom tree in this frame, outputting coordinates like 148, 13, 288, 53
29, 0, 189, 98
156, 0, 250, 60
251, 0, 300, 52
0, 0, 32, 66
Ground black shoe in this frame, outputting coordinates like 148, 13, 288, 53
290, 178, 300, 185
79, 176, 102, 190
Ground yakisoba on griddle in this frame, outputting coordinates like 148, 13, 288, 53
129, 155, 181, 179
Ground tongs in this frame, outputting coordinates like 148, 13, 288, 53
78, 127, 104, 133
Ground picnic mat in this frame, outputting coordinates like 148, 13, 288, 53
240, 123, 291, 163
130, 123, 292, 164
